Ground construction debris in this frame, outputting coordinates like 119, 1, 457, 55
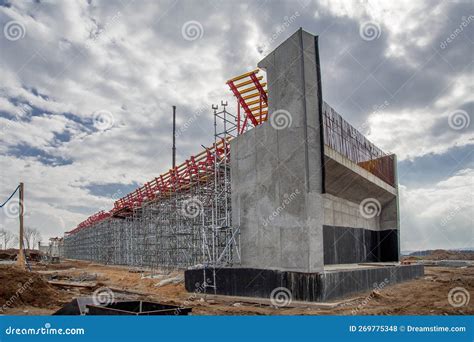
154, 275, 184, 288
48, 280, 97, 289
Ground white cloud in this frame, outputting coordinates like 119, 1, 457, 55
366, 107, 473, 160
400, 168, 473, 250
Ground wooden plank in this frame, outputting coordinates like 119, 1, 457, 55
226, 69, 259, 83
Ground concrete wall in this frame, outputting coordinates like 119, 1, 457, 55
231, 28, 325, 273
323, 193, 379, 230
322, 146, 400, 264
231, 28, 400, 273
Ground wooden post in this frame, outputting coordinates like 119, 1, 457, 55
16, 182, 25, 268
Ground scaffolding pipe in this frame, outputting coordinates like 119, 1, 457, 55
172, 105, 176, 169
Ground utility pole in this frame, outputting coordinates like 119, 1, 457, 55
16, 182, 25, 268
172, 105, 176, 169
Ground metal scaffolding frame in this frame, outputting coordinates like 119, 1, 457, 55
64, 68, 269, 291
64, 102, 241, 280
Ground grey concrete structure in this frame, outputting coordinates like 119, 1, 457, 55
231, 29, 402, 274
322, 144, 400, 264
185, 264, 424, 301
231, 28, 325, 273
207, 28, 423, 301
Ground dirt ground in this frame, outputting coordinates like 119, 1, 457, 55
0, 258, 472, 316
0, 265, 64, 312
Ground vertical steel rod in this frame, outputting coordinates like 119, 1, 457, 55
172, 105, 176, 169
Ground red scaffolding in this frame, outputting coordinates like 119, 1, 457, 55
67, 138, 230, 235
68, 69, 268, 235
226, 69, 268, 135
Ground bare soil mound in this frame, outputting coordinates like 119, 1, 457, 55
0, 266, 62, 311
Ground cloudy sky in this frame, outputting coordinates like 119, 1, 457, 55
0, 0, 472, 251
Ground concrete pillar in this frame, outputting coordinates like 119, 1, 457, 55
231, 29, 325, 273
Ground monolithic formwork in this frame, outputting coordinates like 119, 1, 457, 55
65, 27, 423, 302
64, 113, 240, 274
185, 28, 423, 301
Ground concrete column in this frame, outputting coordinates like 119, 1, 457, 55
231, 29, 325, 273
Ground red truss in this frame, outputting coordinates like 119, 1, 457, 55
67, 138, 230, 235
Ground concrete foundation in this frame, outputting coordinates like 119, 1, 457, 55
185, 264, 424, 302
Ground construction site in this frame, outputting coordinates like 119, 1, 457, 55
1, 28, 472, 316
